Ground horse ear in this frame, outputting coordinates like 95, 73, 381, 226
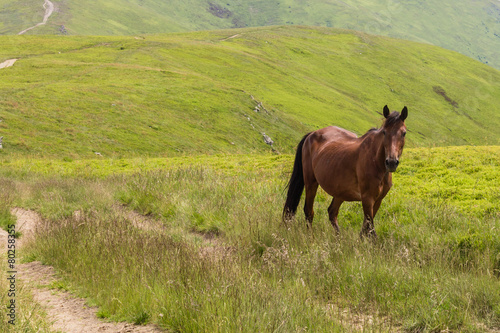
400, 106, 408, 121
383, 105, 390, 118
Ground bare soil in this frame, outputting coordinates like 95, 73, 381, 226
0, 59, 18, 69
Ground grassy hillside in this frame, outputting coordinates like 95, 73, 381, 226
0, 0, 46, 34
1, 26, 500, 158
2, 0, 500, 70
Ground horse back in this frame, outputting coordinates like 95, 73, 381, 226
307, 126, 359, 154
302, 126, 362, 200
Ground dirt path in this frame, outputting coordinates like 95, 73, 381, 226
0, 59, 18, 69
221, 33, 241, 41
18, 0, 55, 35
1, 208, 163, 332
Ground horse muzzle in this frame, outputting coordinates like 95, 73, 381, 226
385, 158, 399, 172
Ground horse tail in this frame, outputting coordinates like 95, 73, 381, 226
283, 133, 310, 221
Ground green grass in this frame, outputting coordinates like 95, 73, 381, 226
0, 179, 16, 231
1, 27, 500, 159
1, 146, 498, 332
2, 0, 500, 71
397, 146, 500, 217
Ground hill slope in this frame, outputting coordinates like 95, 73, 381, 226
2, 0, 500, 70
0, 26, 499, 158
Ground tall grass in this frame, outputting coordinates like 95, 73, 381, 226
13, 148, 499, 332
0, 178, 16, 231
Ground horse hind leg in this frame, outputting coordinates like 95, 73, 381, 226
328, 197, 343, 234
303, 181, 318, 228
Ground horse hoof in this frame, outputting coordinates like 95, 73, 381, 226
360, 229, 377, 239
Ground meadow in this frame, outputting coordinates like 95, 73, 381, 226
0, 145, 499, 332
1, 25, 500, 332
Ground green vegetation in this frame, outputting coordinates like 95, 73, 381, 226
1, 27, 499, 159
0, 146, 498, 331
0, 179, 15, 231
2, 0, 500, 70
399, 146, 500, 217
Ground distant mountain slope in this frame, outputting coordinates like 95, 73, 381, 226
0, 26, 499, 158
1, 0, 500, 70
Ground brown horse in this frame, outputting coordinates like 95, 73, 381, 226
283, 105, 408, 237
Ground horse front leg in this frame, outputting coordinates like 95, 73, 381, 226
373, 178, 391, 219
361, 198, 377, 238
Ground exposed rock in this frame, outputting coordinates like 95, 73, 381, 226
208, 2, 232, 18
262, 133, 274, 146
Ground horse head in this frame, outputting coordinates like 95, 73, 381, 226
382, 105, 407, 172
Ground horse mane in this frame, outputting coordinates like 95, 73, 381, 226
383, 111, 404, 127
361, 128, 379, 139
361, 111, 403, 139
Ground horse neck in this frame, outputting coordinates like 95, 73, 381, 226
361, 130, 386, 170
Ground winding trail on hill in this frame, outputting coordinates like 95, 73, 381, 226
220, 33, 241, 41
0, 59, 17, 69
0, 208, 163, 333
18, 0, 55, 35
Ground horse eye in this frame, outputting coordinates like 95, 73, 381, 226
402, 131, 406, 137
382, 130, 386, 136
